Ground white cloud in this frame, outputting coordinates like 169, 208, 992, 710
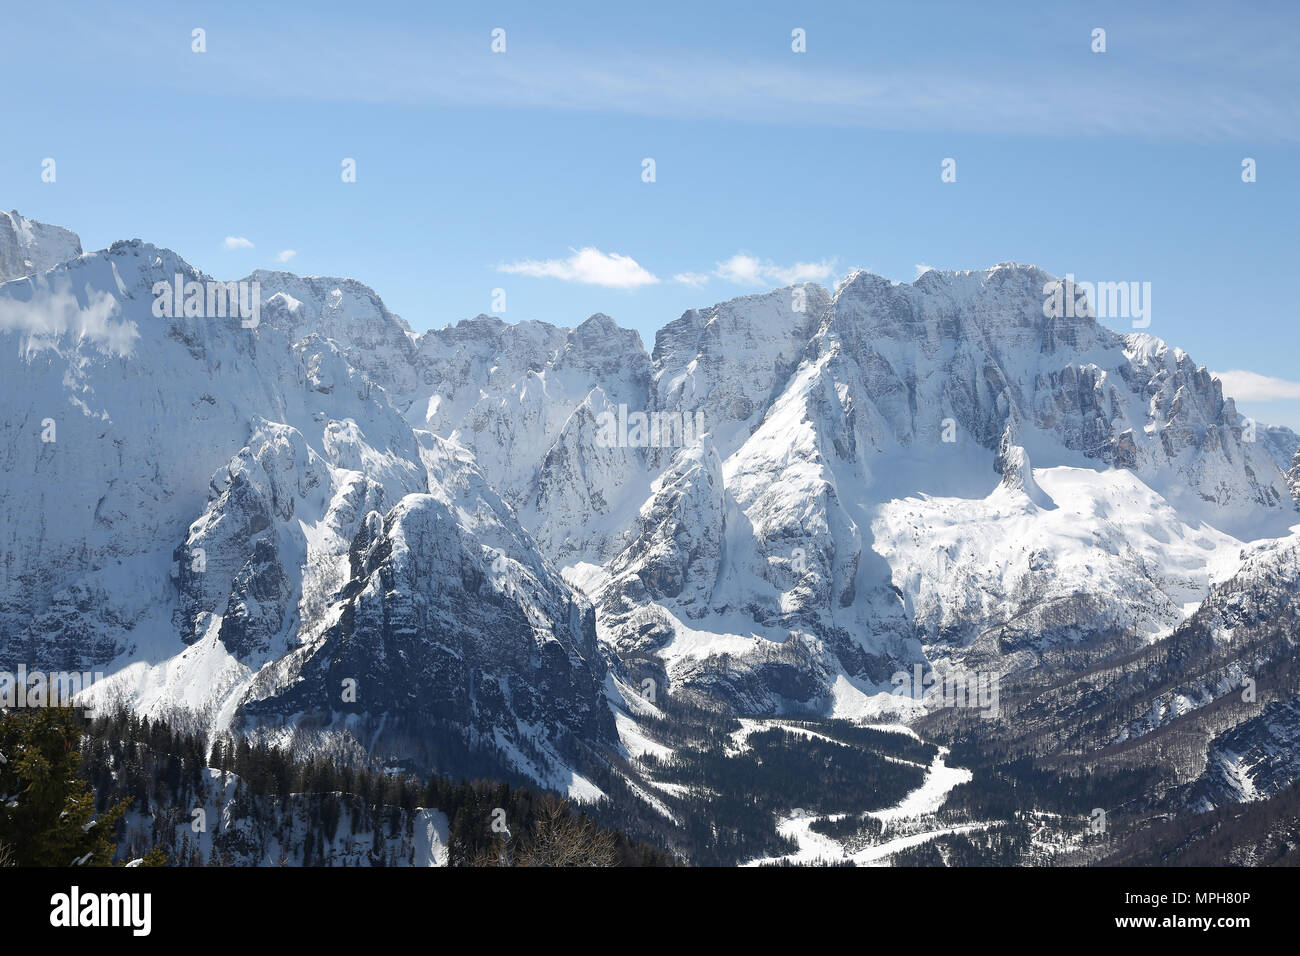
915, 263, 934, 278
768, 260, 836, 284
224, 236, 254, 251
277, 249, 297, 263
714, 254, 765, 285
672, 271, 711, 287
495, 248, 833, 291
498, 247, 660, 289
1213, 370, 1300, 402
0, 284, 137, 356
714, 253, 835, 286
498, 250, 834, 291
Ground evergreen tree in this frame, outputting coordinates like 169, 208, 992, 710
0, 707, 129, 866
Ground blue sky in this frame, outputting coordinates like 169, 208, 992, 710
4, 0, 1299, 427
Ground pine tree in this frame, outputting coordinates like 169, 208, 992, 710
139, 844, 168, 867
0, 707, 129, 866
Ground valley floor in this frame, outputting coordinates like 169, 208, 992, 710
740, 725, 988, 866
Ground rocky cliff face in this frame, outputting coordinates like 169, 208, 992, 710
239, 435, 616, 789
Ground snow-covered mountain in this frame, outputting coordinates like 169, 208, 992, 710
0, 226, 610, 792
588, 265, 1298, 718
0, 210, 81, 282
1, 210, 1297, 808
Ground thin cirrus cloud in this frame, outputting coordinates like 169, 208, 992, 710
223, 236, 254, 251
1213, 370, 1300, 403
498, 247, 660, 289
277, 250, 297, 263
119, 10, 1300, 144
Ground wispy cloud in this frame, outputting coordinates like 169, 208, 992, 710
277, 249, 297, 263
498, 247, 660, 289
116, 11, 1300, 143
915, 263, 934, 278
0, 284, 137, 356
714, 253, 835, 286
1214, 370, 1300, 403
224, 236, 254, 251
672, 271, 711, 287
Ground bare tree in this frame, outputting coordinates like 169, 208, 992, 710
515, 797, 619, 868
467, 797, 621, 867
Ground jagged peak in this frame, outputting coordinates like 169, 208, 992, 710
577, 311, 616, 330
824, 261, 1106, 353
245, 270, 406, 326
425, 312, 569, 342
247, 268, 382, 294
568, 312, 645, 353
99, 238, 201, 280
834, 262, 1050, 299
652, 284, 827, 365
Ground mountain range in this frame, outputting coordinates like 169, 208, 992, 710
2, 208, 1298, 864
